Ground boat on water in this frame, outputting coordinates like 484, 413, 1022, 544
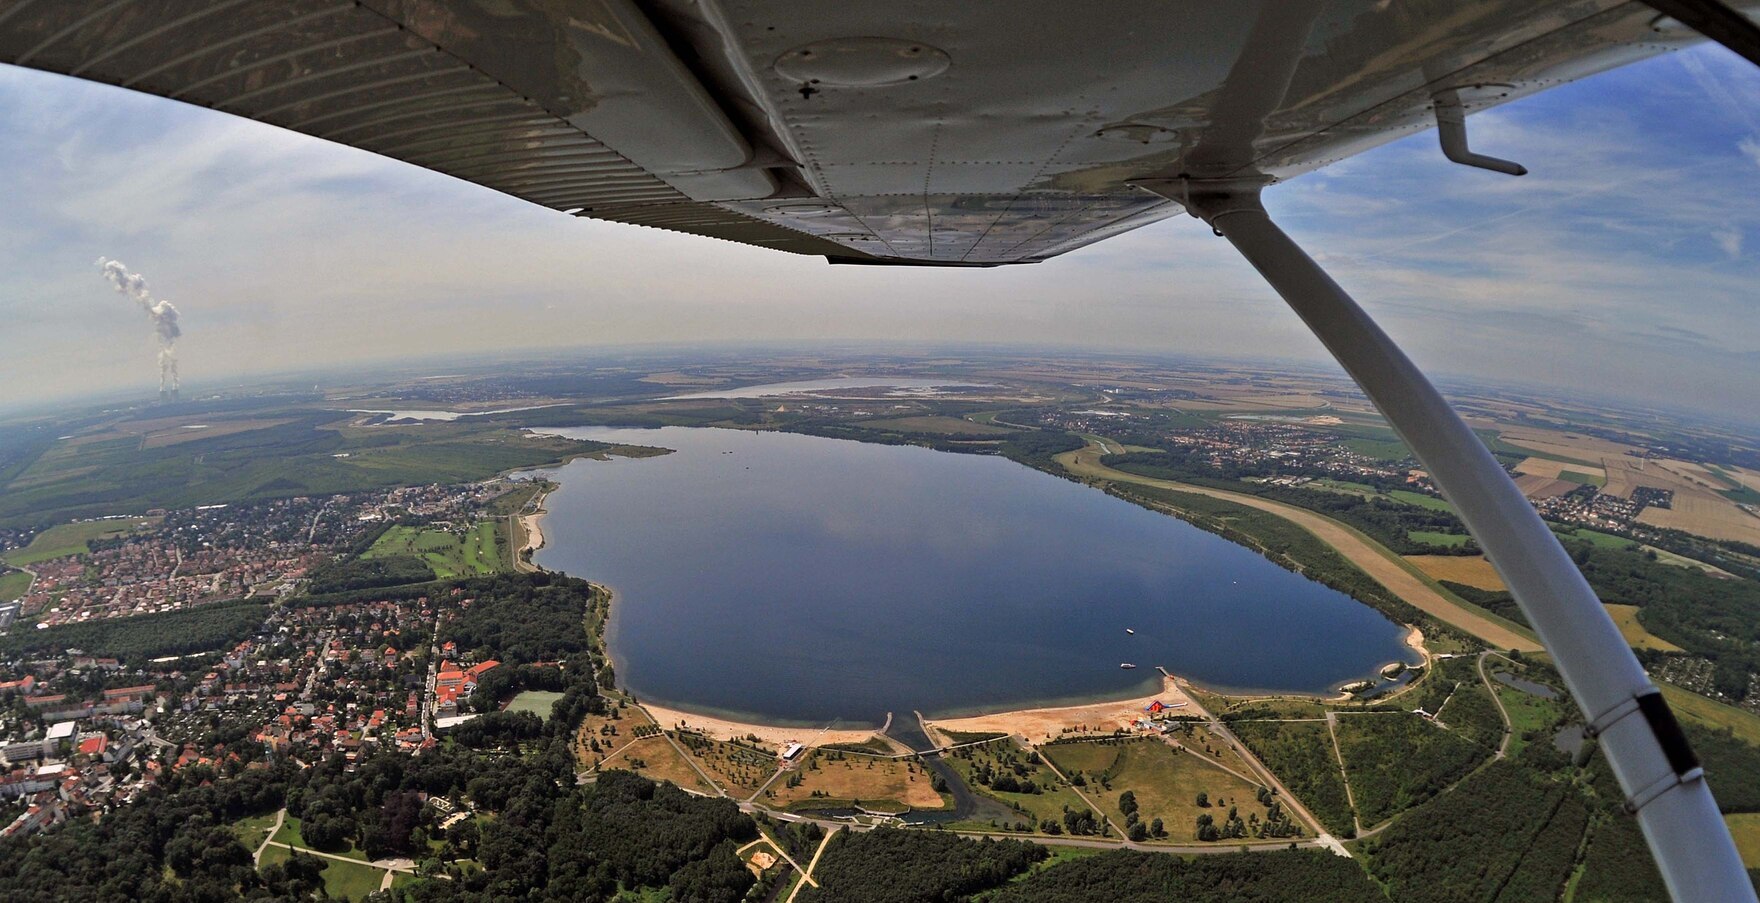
1119, 663, 1136, 670
1125, 628, 1135, 635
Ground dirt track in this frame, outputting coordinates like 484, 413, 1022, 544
1056, 443, 1540, 653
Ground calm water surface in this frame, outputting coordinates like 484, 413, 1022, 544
532, 427, 1419, 726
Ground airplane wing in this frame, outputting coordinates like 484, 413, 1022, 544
0, 0, 1742, 266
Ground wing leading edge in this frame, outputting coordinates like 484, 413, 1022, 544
0, 1, 1741, 264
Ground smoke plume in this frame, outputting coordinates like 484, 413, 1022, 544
96, 257, 181, 399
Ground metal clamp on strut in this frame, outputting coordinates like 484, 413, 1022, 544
1585, 687, 1706, 814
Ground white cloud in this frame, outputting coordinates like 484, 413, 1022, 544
1713, 228, 1744, 259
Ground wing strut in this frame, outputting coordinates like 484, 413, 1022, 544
1138, 179, 1754, 903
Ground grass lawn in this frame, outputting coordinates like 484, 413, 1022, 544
1408, 530, 1472, 548
1555, 527, 1637, 551
273, 815, 369, 861
1727, 813, 1760, 868
939, 740, 1083, 826
1044, 737, 1270, 842
1493, 684, 1564, 758
360, 521, 503, 579
228, 811, 280, 850
316, 857, 390, 901
0, 569, 32, 601
506, 689, 564, 719
766, 749, 945, 813
259, 844, 291, 869
2, 518, 153, 566
672, 732, 777, 796
598, 736, 717, 794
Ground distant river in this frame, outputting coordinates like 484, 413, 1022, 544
530, 427, 1419, 727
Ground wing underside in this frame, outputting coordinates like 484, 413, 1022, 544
0, 1, 1739, 264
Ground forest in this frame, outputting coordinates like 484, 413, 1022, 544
986, 848, 1384, 903
796, 828, 1045, 903
0, 597, 270, 662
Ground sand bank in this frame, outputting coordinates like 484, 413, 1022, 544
925, 674, 1203, 746
638, 701, 886, 753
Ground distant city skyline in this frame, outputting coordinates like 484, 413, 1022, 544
0, 44, 1755, 426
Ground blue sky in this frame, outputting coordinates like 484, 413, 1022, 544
0, 43, 1754, 426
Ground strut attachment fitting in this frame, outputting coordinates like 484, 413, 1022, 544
1434, 88, 1527, 175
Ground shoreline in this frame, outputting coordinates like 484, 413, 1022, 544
512, 481, 553, 573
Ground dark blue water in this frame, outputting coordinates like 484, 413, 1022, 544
532, 427, 1419, 727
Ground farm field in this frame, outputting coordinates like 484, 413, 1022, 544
1727, 813, 1760, 868
1604, 604, 1683, 652
1043, 737, 1272, 843
1659, 683, 1760, 747
2, 517, 154, 566
505, 689, 563, 719
765, 749, 945, 813
1404, 555, 1505, 591
360, 521, 502, 579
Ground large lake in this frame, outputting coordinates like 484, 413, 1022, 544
531, 427, 1419, 727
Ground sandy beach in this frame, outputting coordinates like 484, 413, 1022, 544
925, 674, 1204, 746
638, 701, 887, 752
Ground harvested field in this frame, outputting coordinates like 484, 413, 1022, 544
1605, 604, 1683, 653
1638, 494, 1760, 547
1514, 457, 1606, 482
1498, 429, 1637, 466
1513, 474, 1576, 499
1405, 555, 1506, 591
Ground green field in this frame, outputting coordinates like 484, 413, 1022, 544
258, 815, 394, 900
1408, 530, 1471, 548
1492, 683, 1564, 758
0, 569, 32, 602
313, 857, 389, 901
506, 689, 564, 719
1387, 490, 1453, 512
2, 517, 153, 566
273, 815, 369, 862
1557, 469, 1607, 487
941, 739, 1087, 827
360, 521, 503, 579
1554, 527, 1637, 551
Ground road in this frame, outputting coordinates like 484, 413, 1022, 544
252, 809, 286, 866
1056, 441, 1540, 652
1477, 651, 1515, 759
